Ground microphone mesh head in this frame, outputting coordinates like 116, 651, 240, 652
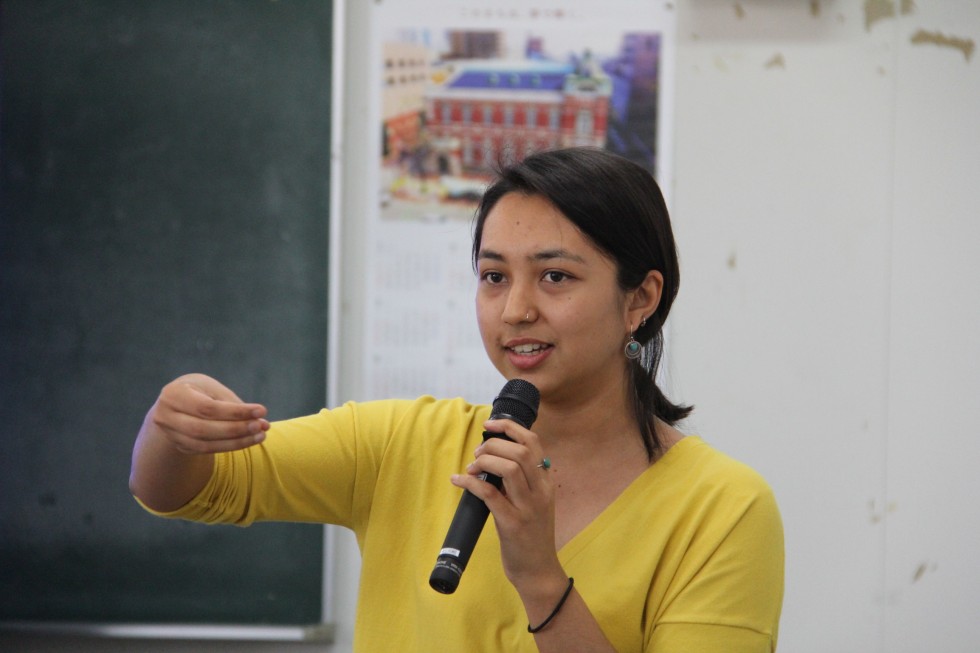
490, 379, 540, 429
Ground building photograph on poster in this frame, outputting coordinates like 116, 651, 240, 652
378, 27, 665, 223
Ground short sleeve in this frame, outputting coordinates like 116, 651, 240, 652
650, 482, 784, 652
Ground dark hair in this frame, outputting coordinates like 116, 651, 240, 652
472, 147, 692, 459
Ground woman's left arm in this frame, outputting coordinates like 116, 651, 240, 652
451, 418, 619, 653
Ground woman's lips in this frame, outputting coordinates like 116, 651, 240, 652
504, 341, 553, 369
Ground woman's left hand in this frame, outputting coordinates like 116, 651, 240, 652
450, 418, 564, 588
451, 420, 618, 652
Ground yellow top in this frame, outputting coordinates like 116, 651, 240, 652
142, 396, 784, 652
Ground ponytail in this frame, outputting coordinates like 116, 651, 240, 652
629, 330, 692, 460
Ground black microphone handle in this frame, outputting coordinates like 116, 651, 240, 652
429, 379, 539, 595
428, 434, 507, 595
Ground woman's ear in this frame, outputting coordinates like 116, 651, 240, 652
627, 270, 664, 327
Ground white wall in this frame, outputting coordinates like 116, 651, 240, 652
5, 2, 977, 652
669, 2, 980, 652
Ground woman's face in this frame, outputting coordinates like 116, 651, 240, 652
475, 192, 632, 404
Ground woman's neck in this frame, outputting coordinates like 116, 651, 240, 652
533, 385, 644, 463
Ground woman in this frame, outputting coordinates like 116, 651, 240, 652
130, 147, 784, 652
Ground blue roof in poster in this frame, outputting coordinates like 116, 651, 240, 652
447, 61, 574, 91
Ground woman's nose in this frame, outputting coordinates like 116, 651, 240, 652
502, 285, 534, 324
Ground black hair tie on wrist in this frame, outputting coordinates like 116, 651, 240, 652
527, 577, 575, 634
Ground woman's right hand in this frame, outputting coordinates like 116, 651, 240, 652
130, 373, 269, 512
149, 373, 270, 455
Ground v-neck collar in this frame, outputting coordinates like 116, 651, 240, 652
557, 436, 703, 563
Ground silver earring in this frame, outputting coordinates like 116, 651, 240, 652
625, 328, 642, 360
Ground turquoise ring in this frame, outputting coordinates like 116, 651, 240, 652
537, 457, 552, 470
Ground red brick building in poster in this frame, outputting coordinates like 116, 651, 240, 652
422, 54, 611, 173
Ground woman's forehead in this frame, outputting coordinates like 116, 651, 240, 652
479, 194, 612, 267
482, 194, 581, 243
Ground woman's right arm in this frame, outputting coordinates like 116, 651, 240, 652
128, 373, 270, 513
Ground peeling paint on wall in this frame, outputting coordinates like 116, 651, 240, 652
912, 561, 937, 583
869, 499, 898, 524
764, 53, 786, 69
910, 29, 975, 62
864, 0, 915, 31
912, 562, 928, 582
865, 0, 896, 31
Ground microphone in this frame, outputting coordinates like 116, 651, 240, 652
429, 378, 540, 594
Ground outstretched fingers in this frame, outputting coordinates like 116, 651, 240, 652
153, 376, 270, 454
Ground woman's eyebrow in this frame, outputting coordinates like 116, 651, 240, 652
477, 249, 505, 262
477, 248, 587, 264
531, 249, 587, 264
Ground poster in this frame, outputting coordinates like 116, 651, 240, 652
359, 1, 676, 402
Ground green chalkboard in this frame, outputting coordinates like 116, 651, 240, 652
0, 1, 332, 626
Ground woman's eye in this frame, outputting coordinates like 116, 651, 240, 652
482, 271, 504, 284
544, 271, 568, 283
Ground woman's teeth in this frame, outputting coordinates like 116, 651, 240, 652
511, 343, 546, 354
